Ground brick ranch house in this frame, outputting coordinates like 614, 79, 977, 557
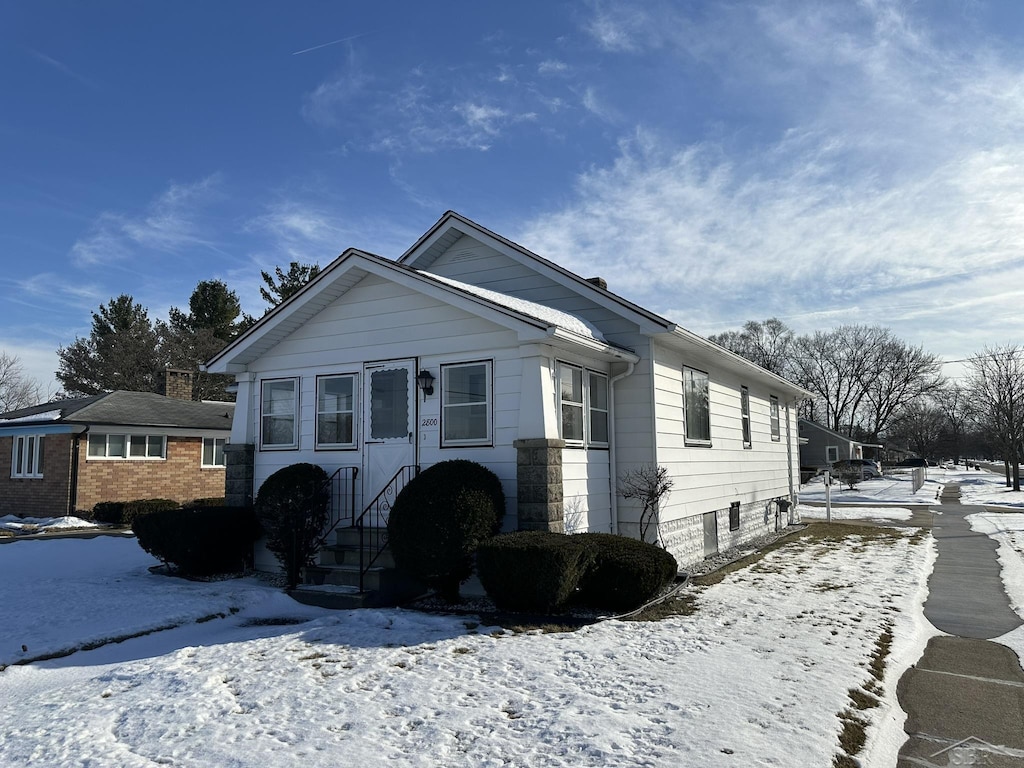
0, 372, 233, 517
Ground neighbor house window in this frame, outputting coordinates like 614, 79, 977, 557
740, 387, 751, 448
441, 361, 492, 446
557, 363, 609, 447
770, 396, 781, 441
88, 434, 166, 459
683, 367, 711, 444
261, 378, 298, 449
202, 437, 228, 467
316, 374, 357, 449
826, 445, 839, 463
11, 434, 44, 478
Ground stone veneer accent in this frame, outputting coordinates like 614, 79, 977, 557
659, 497, 792, 568
224, 443, 255, 508
514, 437, 565, 533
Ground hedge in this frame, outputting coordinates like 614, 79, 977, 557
476, 531, 594, 613
575, 533, 678, 612
92, 498, 180, 526
132, 506, 260, 576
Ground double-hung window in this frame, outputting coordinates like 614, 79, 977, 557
683, 366, 711, 445
261, 378, 298, 449
316, 374, 357, 449
770, 396, 781, 441
441, 361, 492, 446
557, 363, 609, 448
88, 434, 166, 459
202, 437, 228, 467
740, 386, 751, 448
11, 434, 44, 478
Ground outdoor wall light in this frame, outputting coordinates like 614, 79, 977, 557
416, 369, 435, 399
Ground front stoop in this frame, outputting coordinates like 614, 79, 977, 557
291, 526, 425, 609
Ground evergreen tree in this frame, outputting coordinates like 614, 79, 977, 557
259, 261, 321, 308
57, 295, 162, 396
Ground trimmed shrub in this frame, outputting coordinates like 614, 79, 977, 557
92, 498, 180, 526
576, 533, 678, 612
477, 531, 594, 613
254, 463, 330, 589
133, 506, 260, 576
388, 460, 506, 602
184, 496, 227, 509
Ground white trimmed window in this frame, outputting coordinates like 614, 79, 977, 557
12, 434, 44, 478
557, 363, 609, 448
316, 374, 357, 449
740, 386, 751, 448
261, 378, 298, 449
770, 396, 781, 441
202, 437, 228, 467
683, 366, 711, 445
441, 361, 492, 446
826, 445, 839, 463
88, 434, 166, 459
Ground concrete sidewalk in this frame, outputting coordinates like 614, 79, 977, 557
897, 487, 1024, 766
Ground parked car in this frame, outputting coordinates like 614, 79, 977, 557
831, 459, 882, 479
897, 458, 928, 468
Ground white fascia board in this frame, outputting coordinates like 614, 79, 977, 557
657, 326, 811, 399
0, 424, 84, 437
546, 328, 640, 363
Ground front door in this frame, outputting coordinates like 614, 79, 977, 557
363, 360, 417, 514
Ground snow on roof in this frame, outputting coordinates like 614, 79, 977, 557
0, 409, 63, 424
425, 272, 605, 343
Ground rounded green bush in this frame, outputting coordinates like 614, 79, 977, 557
477, 531, 593, 613
388, 460, 505, 602
576, 533, 678, 612
254, 463, 330, 589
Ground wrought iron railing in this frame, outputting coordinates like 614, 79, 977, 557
314, 466, 359, 552
356, 465, 419, 592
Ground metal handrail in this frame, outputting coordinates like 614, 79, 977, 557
356, 465, 419, 591
314, 466, 359, 552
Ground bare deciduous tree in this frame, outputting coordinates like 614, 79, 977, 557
708, 317, 795, 377
964, 345, 1024, 491
618, 465, 673, 545
0, 351, 43, 412
859, 334, 944, 443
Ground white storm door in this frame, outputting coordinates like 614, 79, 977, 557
363, 360, 416, 510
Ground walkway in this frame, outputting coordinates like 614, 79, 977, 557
897, 485, 1024, 767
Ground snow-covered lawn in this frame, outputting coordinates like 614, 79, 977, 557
0, 529, 933, 767
799, 505, 913, 522
0, 514, 102, 535
965, 512, 1024, 673
799, 471, 941, 505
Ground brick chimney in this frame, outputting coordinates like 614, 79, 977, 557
158, 368, 194, 401
586, 276, 608, 290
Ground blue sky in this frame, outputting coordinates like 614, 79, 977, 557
4, 0, 1024, 392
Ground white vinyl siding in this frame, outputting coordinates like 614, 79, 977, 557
441, 360, 492, 446
202, 437, 228, 467
261, 378, 298, 449
88, 433, 166, 460
11, 434, 44, 478
316, 374, 357, 449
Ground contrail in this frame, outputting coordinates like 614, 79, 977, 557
292, 34, 364, 56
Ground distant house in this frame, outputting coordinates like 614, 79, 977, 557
206, 211, 808, 571
798, 419, 882, 474
0, 372, 233, 517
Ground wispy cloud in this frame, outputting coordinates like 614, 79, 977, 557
301, 43, 370, 127
70, 176, 222, 266
27, 48, 99, 90
521, 0, 1024, 360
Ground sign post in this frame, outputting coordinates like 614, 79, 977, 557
824, 470, 832, 524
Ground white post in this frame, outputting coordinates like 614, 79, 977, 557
824, 470, 832, 524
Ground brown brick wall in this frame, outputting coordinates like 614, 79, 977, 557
0, 434, 75, 517
75, 436, 226, 512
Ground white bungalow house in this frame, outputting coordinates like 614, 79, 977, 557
206, 211, 808, 580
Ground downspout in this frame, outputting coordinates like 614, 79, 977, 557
608, 361, 636, 535
784, 401, 796, 522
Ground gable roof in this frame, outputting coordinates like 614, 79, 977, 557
798, 419, 882, 449
206, 249, 638, 372
0, 391, 234, 431
402, 212, 808, 397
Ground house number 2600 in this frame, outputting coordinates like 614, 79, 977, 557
420, 418, 438, 427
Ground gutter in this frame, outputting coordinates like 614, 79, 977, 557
608, 361, 636, 535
